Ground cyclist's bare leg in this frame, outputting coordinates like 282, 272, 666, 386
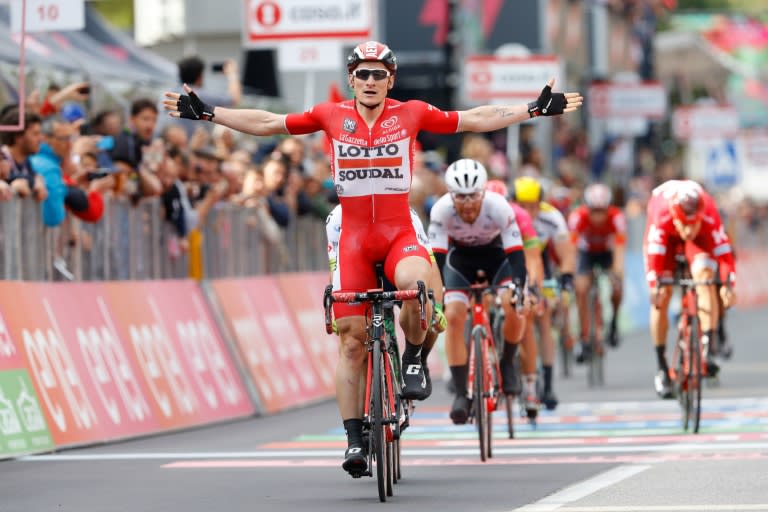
445, 298, 471, 422
394, 256, 432, 345
498, 288, 524, 395
394, 256, 433, 400
520, 313, 540, 413
336, 316, 369, 421
609, 274, 623, 345
537, 305, 558, 408
691, 258, 719, 373
574, 273, 592, 342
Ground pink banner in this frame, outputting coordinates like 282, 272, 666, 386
0, 281, 253, 447
209, 277, 327, 414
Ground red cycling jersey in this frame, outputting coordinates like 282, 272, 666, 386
568, 205, 626, 253
286, 98, 459, 317
643, 185, 735, 289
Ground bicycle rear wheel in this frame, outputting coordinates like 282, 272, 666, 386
371, 341, 388, 502
473, 328, 489, 462
505, 394, 515, 439
688, 315, 702, 434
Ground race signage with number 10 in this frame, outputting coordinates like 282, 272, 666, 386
11, 0, 85, 33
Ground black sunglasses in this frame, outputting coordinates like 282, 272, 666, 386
353, 68, 391, 81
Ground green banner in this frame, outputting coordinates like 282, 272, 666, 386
0, 369, 54, 457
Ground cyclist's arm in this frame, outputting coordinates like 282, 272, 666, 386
496, 198, 527, 285
457, 104, 529, 133
524, 244, 543, 288
427, 195, 451, 283
210, 107, 289, 136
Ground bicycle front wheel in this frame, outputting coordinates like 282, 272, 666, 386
473, 328, 489, 462
371, 341, 388, 502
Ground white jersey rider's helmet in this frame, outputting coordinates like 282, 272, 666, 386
445, 158, 488, 195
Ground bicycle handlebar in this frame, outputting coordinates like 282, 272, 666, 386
323, 281, 429, 334
658, 277, 719, 288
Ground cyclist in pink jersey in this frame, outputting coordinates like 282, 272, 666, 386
164, 40, 583, 476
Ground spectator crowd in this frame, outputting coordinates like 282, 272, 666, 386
2, 57, 765, 281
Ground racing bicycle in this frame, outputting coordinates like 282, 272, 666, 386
324, 272, 428, 502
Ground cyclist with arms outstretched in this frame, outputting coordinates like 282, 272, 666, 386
164, 40, 583, 476
644, 179, 736, 398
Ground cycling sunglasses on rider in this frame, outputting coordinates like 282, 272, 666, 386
353, 68, 391, 81
451, 191, 483, 203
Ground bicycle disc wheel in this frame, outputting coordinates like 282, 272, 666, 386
689, 315, 702, 434
386, 438, 394, 496
473, 329, 489, 462
372, 341, 388, 502
392, 438, 401, 482
674, 331, 689, 431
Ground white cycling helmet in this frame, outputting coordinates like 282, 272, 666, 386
445, 159, 488, 194
584, 183, 612, 209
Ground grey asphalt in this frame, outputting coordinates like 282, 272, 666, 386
2, 307, 767, 512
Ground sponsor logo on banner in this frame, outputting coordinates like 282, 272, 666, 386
209, 278, 326, 414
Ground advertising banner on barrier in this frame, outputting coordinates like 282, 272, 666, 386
103, 281, 254, 429
210, 277, 327, 414
0, 281, 252, 448
0, 298, 54, 457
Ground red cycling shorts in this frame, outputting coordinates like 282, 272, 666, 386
332, 220, 430, 319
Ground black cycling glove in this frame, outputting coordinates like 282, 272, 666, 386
177, 90, 215, 121
527, 83, 567, 118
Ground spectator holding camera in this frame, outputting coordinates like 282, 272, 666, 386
0, 108, 48, 202
110, 98, 163, 201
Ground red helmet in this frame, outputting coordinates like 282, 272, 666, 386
486, 179, 509, 198
669, 182, 704, 224
346, 41, 397, 72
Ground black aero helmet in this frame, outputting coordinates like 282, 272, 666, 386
346, 41, 397, 73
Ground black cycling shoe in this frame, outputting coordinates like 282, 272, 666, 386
342, 443, 368, 478
607, 323, 620, 348
421, 357, 433, 399
718, 340, 733, 361
401, 356, 428, 400
705, 355, 720, 378
541, 389, 559, 411
500, 359, 521, 396
449, 395, 471, 425
575, 341, 592, 364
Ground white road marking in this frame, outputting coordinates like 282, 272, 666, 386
17, 440, 768, 462
544, 507, 768, 511
511, 465, 650, 511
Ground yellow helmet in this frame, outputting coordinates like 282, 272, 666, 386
512, 176, 543, 203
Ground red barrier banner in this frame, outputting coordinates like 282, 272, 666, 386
276, 273, 338, 396
209, 277, 327, 414
735, 249, 768, 307
103, 281, 254, 429
0, 281, 252, 448
0, 291, 55, 456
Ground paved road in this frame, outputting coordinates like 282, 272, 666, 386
4, 307, 768, 512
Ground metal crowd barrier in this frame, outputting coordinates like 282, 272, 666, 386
0, 197, 329, 281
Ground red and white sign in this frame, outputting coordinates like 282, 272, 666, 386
588, 82, 667, 119
672, 105, 740, 140
244, 0, 372, 46
464, 55, 563, 101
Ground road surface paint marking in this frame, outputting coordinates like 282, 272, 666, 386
512, 465, 650, 511
18, 441, 768, 462
260, 432, 767, 449
535, 506, 768, 511
159, 452, 768, 468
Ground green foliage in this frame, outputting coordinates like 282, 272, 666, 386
91, 0, 135, 31
677, 0, 768, 18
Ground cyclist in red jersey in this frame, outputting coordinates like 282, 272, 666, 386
643, 179, 736, 398
164, 40, 583, 476
568, 183, 626, 357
